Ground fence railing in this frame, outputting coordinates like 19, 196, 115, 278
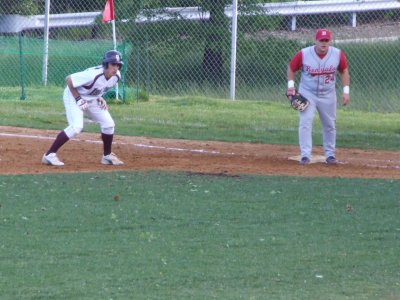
0, 12, 102, 33
0, 0, 399, 113
257, 0, 400, 29
134, 0, 400, 30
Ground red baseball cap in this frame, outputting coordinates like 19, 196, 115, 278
315, 29, 332, 41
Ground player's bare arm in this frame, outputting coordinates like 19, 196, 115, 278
340, 68, 350, 106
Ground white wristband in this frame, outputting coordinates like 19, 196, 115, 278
343, 86, 350, 94
288, 80, 295, 89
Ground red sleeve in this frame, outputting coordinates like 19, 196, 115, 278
289, 51, 303, 72
338, 51, 348, 72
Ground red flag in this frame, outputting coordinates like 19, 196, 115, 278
102, 0, 115, 23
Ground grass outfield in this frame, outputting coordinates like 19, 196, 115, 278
0, 171, 399, 299
0, 86, 400, 150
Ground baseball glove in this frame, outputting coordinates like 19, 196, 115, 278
287, 92, 309, 112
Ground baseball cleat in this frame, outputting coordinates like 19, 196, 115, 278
326, 156, 338, 165
42, 153, 64, 166
299, 157, 311, 165
101, 153, 124, 165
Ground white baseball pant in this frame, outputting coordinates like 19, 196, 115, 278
298, 91, 337, 159
63, 89, 115, 138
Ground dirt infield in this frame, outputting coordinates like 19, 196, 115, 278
0, 126, 399, 179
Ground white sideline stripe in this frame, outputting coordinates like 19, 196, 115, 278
0, 132, 233, 155
0, 132, 54, 140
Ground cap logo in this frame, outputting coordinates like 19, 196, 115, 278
115, 54, 120, 61
322, 31, 326, 35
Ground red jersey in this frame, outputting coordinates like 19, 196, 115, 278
290, 48, 348, 73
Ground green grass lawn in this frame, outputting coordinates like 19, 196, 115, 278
0, 171, 399, 299
0, 36, 128, 88
0, 86, 400, 150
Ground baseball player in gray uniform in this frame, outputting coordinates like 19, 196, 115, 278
42, 50, 124, 166
287, 29, 350, 165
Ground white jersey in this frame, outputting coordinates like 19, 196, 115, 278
299, 46, 341, 97
66, 66, 120, 101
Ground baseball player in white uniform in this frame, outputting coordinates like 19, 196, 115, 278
287, 29, 350, 165
42, 50, 124, 166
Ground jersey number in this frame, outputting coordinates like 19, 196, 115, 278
325, 74, 335, 84
89, 88, 102, 96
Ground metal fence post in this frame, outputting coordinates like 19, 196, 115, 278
42, 0, 50, 86
19, 32, 26, 100
229, 0, 238, 101
351, 12, 357, 27
291, 16, 297, 31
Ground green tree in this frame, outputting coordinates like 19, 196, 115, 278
0, 0, 41, 15
135, 0, 265, 82
200, 0, 229, 82
131, 0, 231, 82
49, 0, 105, 14
113, 0, 268, 84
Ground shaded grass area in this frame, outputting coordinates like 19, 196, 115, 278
0, 87, 400, 150
0, 171, 399, 299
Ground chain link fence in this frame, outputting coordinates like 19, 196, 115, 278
0, 0, 399, 112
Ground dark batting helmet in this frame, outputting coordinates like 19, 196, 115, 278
102, 50, 123, 69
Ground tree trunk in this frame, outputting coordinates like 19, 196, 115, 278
202, 1, 227, 84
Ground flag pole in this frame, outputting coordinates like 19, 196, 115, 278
112, 20, 117, 50
103, 0, 119, 100
112, 19, 119, 100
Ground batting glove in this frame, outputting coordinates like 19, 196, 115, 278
97, 97, 108, 110
76, 98, 89, 111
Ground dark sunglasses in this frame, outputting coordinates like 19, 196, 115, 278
319, 39, 330, 42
